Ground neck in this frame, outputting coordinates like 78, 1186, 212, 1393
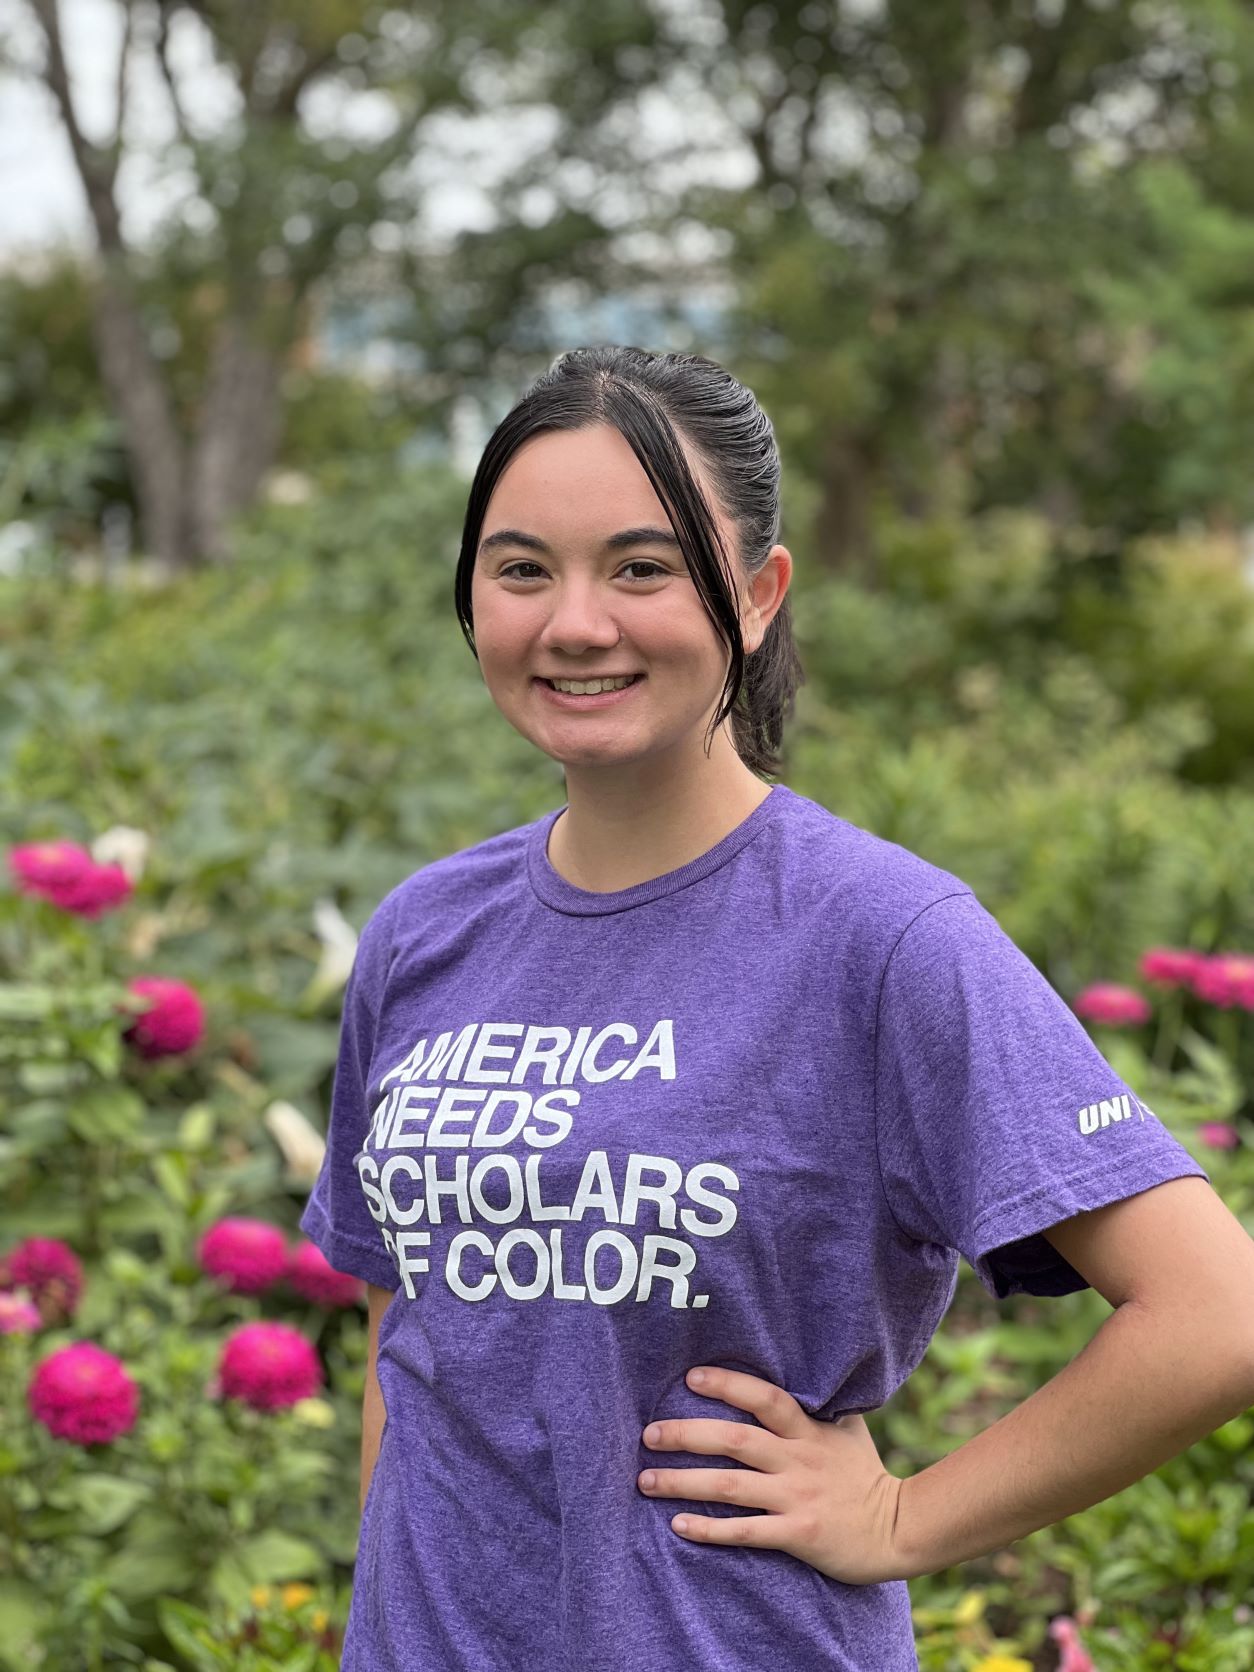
547, 732, 774, 894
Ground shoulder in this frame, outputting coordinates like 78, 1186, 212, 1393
350, 812, 541, 990
769, 784, 977, 954
387, 815, 534, 919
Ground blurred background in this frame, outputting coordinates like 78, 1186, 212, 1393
2, 3, 1253, 1669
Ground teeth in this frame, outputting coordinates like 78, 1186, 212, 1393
550, 676, 636, 694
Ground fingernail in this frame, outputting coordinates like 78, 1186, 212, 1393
644, 1424, 661, 1445
688, 1368, 706, 1386
640, 1471, 656, 1489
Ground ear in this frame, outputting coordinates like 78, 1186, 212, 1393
742, 546, 793, 652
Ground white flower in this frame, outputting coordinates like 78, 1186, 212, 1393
265, 469, 315, 506
302, 898, 359, 1007
91, 826, 151, 883
264, 1100, 326, 1187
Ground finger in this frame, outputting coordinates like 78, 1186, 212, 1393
637, 1466, 786, 1514
643, 1418, 779, 1471
667, 1510, 796, 1551
683, 1366, 808, 1440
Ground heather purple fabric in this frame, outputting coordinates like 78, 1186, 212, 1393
300, 782, 1208, 1671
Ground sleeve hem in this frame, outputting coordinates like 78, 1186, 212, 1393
970, 1149, 1212, 1297
299, 1202, 400, 1292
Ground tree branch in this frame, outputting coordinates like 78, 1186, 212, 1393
269, 41, 341, 119
27, 0, 126, 250
109, 0, 135, 175
155, 0, 195, 147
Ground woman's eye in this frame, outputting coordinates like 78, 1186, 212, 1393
498, 560, 667, 582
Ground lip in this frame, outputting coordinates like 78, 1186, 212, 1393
533, 674, 646, 710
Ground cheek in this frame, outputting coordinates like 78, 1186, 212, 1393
470, 588, 531, 657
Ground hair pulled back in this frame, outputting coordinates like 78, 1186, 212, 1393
454, 344, 805, 778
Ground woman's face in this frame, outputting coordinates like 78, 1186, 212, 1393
470, 423, 755, 774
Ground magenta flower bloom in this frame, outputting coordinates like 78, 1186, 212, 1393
0, 1293, 42, 1334
1199, 1122, 1241, 1150
28, 1343, 140, 1444
1072, 983, 1152, 1027
8, 840, 93, 897
48, 862, 134, 918
1048, 1615, 1097, 1672
1190, 953, 1254, 1011
219, 1321, 324, 1411
0, 1237, 84, 1324
198, 1218, 289, 1294
287, 1241, 366, 1308
1139, 947, 1209, 989
122, 976, 205, 1059
7, 840, 134, 917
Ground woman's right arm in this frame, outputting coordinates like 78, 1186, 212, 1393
361, 1282, 393, 1516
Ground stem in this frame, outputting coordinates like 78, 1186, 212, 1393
1151, 986, 1185, 1073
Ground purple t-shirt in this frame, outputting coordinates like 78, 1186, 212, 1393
300, 782, 1207, 1671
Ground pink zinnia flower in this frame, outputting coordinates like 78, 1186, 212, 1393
1189, 953, 1254, 1011
28, 1343, 140, 1445
122, 976, 205, 1059
198, 1218, 289, 1294
219, 1321, 323, 1411
47, 861, 134, 918
0, 1237, 84, 1324
1048, 1616, 1097, 1672
286, 1241, 366, 1308
1199, 1122, 1240, 1150
1072, 983, 1152, 1027
0, 1292, 42, 1334
1139, 947, 1209, 990
7, 840, 134, 917
7, 840, 93, 899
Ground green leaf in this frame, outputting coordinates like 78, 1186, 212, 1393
179, 1103, 217, 1150
74, 1471, 152, 1534
66, 1083, 146, 1144
153, 1151, 192, 1207
235, 1528, 324, 1581
0, 1580, 48, 1671
18, 1060, 87, 1093
156, 1599, 231, 1672
102, 1510, 200, 1599
0, 984, 56, 1020
1212, 1415, 1254, 1452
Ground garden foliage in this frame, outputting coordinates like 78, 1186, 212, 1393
1, 469, 1252, 1669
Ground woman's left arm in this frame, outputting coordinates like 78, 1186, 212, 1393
891, 1175, 1254, 1579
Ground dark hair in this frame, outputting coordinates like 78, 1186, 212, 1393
453, 344, 805, 779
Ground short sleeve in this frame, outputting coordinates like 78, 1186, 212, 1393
873, 891, 1210, 1301
299, 890, 402, 1291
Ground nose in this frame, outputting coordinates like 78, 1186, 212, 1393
537, 578, 624, 657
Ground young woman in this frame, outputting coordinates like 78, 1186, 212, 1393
301, 345, 1254, 1671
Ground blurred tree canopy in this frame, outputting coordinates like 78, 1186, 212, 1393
5, 0, 1254, 578
8, 0, 665, 565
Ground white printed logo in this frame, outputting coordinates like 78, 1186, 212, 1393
1077, 1093, 1153, 1135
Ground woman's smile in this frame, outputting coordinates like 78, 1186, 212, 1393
533, 673, 647, 710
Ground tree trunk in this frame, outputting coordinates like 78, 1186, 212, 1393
815, 430, 880, 583
88, 264, 192, 569
188, 316, 284, 562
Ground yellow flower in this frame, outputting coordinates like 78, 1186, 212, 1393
953, 1590, 987, 1625
291, 1397, 336, 1428
281, 1582, 315, 1610
312, 1609, 329, 1631
971, 1657, 1032, 1672
249, 1585, 272, 1610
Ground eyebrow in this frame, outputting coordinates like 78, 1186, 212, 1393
477, 525, 682, 557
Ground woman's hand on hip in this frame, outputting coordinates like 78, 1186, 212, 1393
638, 1365, 907, 1586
